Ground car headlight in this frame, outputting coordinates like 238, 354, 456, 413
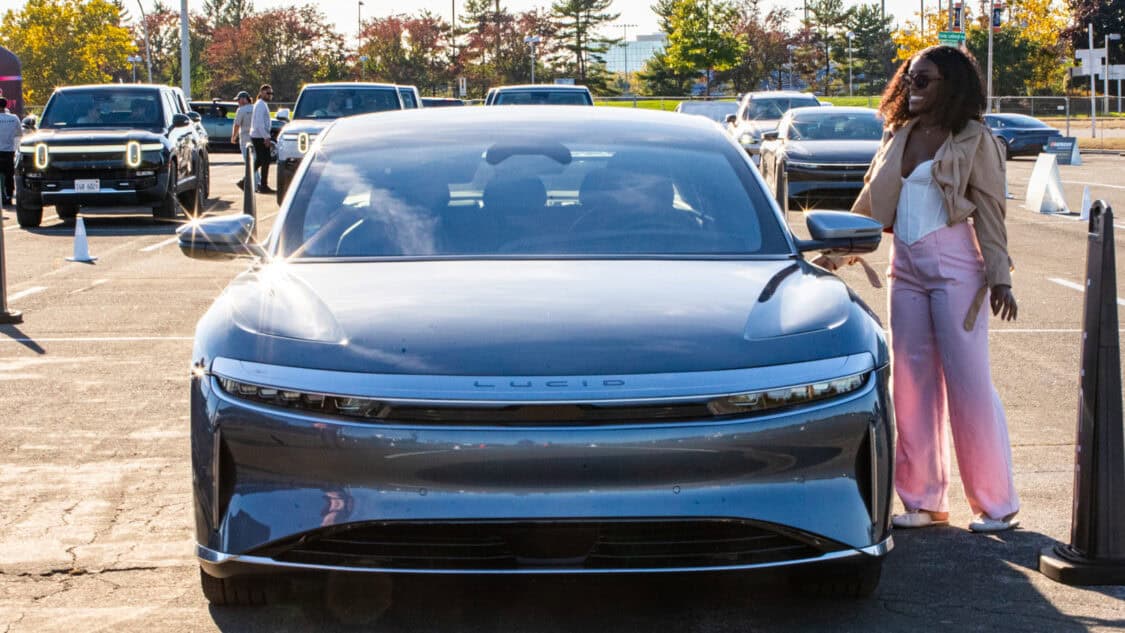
787, 160, 823, 169
216, 376, 386, 419
706, 372, 867, 416
280, 132, 299, 141
739, 133, 758, 146
297, 132, 310, 154
125, 141, 142, 168
34, 143, 49, 169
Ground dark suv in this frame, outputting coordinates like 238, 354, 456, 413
15, 84, 210, 227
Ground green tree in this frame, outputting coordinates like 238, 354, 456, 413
838, 3, 894, 96
804, 0, 854, 95
203, 0, 254, 28
550, 0, 620, 85
664, 0, 745, 95
1, 0, 137, 104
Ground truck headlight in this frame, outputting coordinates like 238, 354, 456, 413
297, 132, 309, 154
125, 141, 142, 168
34, 143, 49, 169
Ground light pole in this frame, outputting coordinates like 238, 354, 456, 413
846, 31, 854, 97
617, 23, 637, 94
359, 55, 368, 81
126, 54, 142, 83
1106, 33, 1121, 115
523, 35, 540, 84
787, 44, 796, 90
179, 0, 190, 98
357, 1, 364, 43
135, 0, 153, 82
1090, 23, 1097, 135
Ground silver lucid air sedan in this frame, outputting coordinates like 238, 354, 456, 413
179, 106, 894, 605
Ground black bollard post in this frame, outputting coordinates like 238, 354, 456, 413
0, 210, 23, 325
1040, 200, 1125, 585
243, 142, 257, 240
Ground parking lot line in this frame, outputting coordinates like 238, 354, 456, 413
1062, 179, 1125, 191
140, 236, 179, 252
1048, 277, 1125, 306
7, 286, 47, 302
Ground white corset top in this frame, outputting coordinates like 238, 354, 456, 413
894, 159, 949, 245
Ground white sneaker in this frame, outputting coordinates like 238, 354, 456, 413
892, 510, 949, 529
969, 514, 1019, 533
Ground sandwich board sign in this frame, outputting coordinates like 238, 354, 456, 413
1046, 137, 1081, 166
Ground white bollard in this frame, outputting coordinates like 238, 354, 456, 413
1080, 186, 1093, 221
66, 217, 98, 263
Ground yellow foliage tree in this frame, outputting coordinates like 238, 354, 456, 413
0, 0, 136, 105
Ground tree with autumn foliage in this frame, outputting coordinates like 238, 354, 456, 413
722, 0, 792, 93
1, 0, 137, 104
357, 12, 456, 94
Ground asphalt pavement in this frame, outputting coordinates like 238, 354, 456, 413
0, 153, 1122, 632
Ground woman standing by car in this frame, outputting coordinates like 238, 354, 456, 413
850, 45, 1020, 533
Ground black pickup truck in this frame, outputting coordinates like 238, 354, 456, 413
15, 84, 210, 227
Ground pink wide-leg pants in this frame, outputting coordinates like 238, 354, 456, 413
889, 221, 1019, 519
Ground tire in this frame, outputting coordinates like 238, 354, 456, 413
276, 167, 289, 206
775, 162, 789, 214
15, 186, 43, 228
791, 558, 882, 599
199, 568, 276, 606
198, 151, 210, 203
56, 203, 79, 224
154, 163, 179, 220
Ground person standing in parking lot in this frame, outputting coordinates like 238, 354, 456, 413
850, 45, 1020, 533
0, 98, 21, 206
249, 84, 275, 194
230, 90, 254, 191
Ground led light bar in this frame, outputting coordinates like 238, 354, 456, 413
706, 372, 868, 416
216, 376, 386, 419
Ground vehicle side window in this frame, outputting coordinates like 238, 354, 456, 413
161, 91, 178, 125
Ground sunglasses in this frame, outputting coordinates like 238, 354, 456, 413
901, 73, 942, 90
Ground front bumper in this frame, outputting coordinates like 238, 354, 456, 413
19, 166, 169, 208
784, 163, 869, 210
191, 360, 894, 576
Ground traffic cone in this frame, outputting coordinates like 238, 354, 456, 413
66, 217, 98, 263
1080, 186, 1092, 221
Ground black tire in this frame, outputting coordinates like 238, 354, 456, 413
198, 151, 210, 203
154, 163, 179, 220
56, 203, 79, 224
199, 568, 275, 606
791, 558, 883, 599
775, 162, 789, 214
15, 187, 43, 228
276, 167, 289, 206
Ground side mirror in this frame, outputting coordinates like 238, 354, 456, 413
795, 211, 882, 256
22, 115, 37, 131
724, 114, 737, 125
177, 214, 265, 260
187, 111, 202, 123
762, 131, 779, 141
276, 108, 290, 122
171, 113, 191, 128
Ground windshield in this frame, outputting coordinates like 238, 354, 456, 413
293, 88, 402, 120
278, 137, 789, 258
494, 90, 592, 105
744, 97, 821, 121
40, 89, 164, 129
677, 102, 739, 122
787, 111, 883, 141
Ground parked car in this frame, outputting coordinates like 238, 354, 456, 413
421, 97, 466, 108
274, 82, 404, 203
188, 99, 284, 152
758, 106, 883, 212
397, 85, 422, 109
178, 106, 893, 606
15, 83, 210, 227
726, 91, 823, 164
983, 113, 1063, 159
485, 84, 594, 105
674, 100, 739, 124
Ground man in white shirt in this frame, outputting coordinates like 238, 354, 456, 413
230, 90, 254, 190
248, 84, 274, 194
0, 98, 22, 206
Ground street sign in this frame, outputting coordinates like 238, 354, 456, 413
938, 31, 966, 47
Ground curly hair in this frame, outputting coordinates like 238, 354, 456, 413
879, 45, 987, 133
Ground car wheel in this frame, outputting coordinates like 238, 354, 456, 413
199, 568, 280, 606
276, 169, 289, 206
790, 557, 882, 598
154, 163, 180, 220
198, 152, 210, 204
56, 203, 79, 224
15, 186, 43, 228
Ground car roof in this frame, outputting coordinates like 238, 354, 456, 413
324, 106, 729, 151
743, 91, 819, 101
299, 82, 399, 91
54, 84, 168, 92
491, 84, 591, 91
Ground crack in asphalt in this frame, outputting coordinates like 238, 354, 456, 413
7, 565, 165, 579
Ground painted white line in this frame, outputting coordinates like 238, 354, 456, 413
0, 336, 193, 343
1049, 277, 1125, 306
69, 279, 109, 295
141, 236, 179, 252
7, 286, 47, 302
1062, 180, 1125, 191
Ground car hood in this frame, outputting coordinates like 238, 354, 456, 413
22, 127, 168, 146
279, 120, 334, 136
199, 260, 883, 376
784, 140, 880, 163
734, 121, 779, 136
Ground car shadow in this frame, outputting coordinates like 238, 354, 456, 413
206, 527, 1124, 632
20, 204, 237, 237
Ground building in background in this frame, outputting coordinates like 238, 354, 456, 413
604, 33, 666, 75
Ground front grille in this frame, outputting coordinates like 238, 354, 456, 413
260, 520, 843, 571
381, 402, 716, 426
